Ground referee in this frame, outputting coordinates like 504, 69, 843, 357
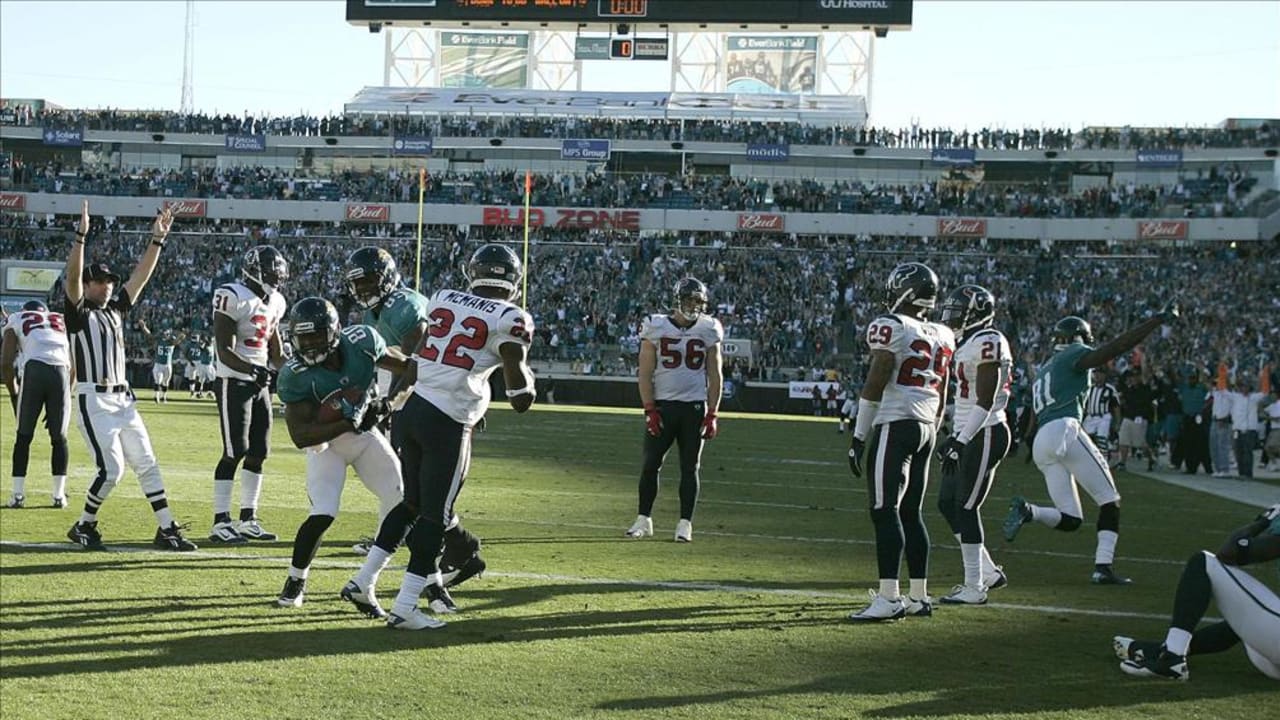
1083, 367, 1120, 463
64, 200, 195, 552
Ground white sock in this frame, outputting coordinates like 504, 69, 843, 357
393, 572, 430, 614
289, 565, 310, 581
79, 510, 97, 524
979, 545, 998, 577
908, 578, 928, 600
12, 477, 25, 496
961, 544, 983, 589
52, 476, 66, 498
878, 579, 900, 600
213, 479, 234, 518
354, 546, 393, 590
1164, 628, 1192, 656
1095, 530, 1119, 565
953, 532, 962, 544
1030, 504, 1063, 528
240, 470, 263, 516
154, 506, 175, 528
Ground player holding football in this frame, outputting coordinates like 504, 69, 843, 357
624, 277, 724, 543
1003, 303, 1178, 584
934, 285, 1013, 605
847, 263, 955, 622
208, 245, 288, 544
1113, 504, 1280, 681
343, 244, 536, 630
274, 297, 409, 609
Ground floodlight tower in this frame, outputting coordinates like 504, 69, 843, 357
180, 0, 195, 113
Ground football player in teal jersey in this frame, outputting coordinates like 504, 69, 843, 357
1004, 302, 1178, 585
273, 297, 411, 611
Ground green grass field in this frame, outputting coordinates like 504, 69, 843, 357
2, 394, 1277, 719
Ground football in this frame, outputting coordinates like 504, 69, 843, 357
317, 386, 369, 423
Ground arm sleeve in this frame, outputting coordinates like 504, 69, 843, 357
276, 364, 313, 404
354, 325, 387, 361
63, 295, 87, 332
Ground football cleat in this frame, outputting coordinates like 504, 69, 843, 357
983, 566, 1008, 591
1120, 649, 1189, 681
351, 537, 374, 556
423, 583, 458, 615
1113, 635, 1162, 662
848, 591, 906, 623
674, 519, 693, 543
941, 584, 988, 605
625, 515, 653, 538
6, 493, 24, 509
340, 580, 386, 619
277, 577, 306, 608
1091, 566, 1133, 586
208, 521, 248, 544
903, 595, 933, 617
1002, 496, 1032, 542
441, 554, 487, 589
67, 521, 106, 550
386, 608, 447, 631
52, 495, 68, 509
154, 523, 198, 552
237, 518, 278, 541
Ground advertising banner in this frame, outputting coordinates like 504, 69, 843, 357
745, 143, 790, 162
439, 32, 529, 89
162, 199, 207, 218
789, 381, 846, 400
1135, 149, 1183, 168
936, 218, 987, 238
391, 135, 434, 155
482, 206, 640, 231
345, 203, 391, 222
1137, 220, 1188, 240
725, 35, 818, 94
737, 213, 786, 232
930, 148, 976, 166
42, 127, 84, 147
561, 139, 611, 161
224, 134, 267, 152
0, 192, 27, 211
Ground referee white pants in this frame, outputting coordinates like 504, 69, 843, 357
74, 386, 165, 508
1033, 417, 1120, 519
305, 430, 403, 520
1203, 551, 1280, 679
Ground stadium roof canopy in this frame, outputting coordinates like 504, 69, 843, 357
344, 87, 867, 126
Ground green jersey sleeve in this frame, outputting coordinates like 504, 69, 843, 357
343, 324, 387, 361
276, 361, 314, 405
377, 290, 429, 348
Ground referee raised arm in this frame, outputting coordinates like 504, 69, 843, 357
64, 200, 195, 552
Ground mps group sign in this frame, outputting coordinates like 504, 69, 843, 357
561, 139, 611, 161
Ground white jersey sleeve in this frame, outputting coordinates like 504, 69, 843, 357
7, 310, 70, 368
645, 314, 722, 403
214, 283, 285, 380
952, 328, 1013, 433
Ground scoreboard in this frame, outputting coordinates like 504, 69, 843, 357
348, 0, 914, 30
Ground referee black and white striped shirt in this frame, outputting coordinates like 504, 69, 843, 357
1084, 382, 1118, 418
64, 281, 133, 389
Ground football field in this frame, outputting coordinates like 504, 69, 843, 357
1, 395, 1277, 719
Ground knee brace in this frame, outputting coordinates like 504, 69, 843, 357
1097, 502, 1120, 533
1056, 514, 1083, 532
870, 505, 899, 527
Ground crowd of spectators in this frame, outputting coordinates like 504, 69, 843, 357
4, 214, 1277, 391
5, 104, 1274, 150
7, 161, 1258, 219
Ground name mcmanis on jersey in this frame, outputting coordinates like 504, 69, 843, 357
441, 291, 502, 314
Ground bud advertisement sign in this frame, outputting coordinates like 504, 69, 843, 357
440, 32, 529, 89
162, 199, 207, 218
725, 36, 818, 94
737, 213, 786, 232
0, 192, 26, 212
936, 218, 987, 238
345, 203, 391, 223
1137, 220, 1188, 240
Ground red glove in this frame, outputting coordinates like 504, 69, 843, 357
701, 412, 719, 440
644, 403, 663, 436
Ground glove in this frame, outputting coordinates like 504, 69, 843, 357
338, 397, 366, 429
848, 437, 866, 478
644, 403, 663, 437
937, 437, 965, 475
1260, 504, 1280, 522
701, 412, 719, 440
1159, 299, 1181, 323
250, 364, 273, 390
357, 397, 390, 434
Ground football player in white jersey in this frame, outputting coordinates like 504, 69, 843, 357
2, 300, 72, 508
209, 245, 288, 544
847, 262, 955, 623
933, 285, 1013, 605
1114, 504, 1280, 682
624, 277, 724, 543
343, 244, 536, 630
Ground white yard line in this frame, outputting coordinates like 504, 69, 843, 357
0, 539, 1174, 621
1133, 470, 1280, 508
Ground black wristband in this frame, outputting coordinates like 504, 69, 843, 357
151, 240, 165, 248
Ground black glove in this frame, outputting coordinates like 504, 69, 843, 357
357, 397, 390, 434
848, 437, 866, 478
937, 437, 965, 475
250, 364, 273, 390
1159, 299, 1181, 323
